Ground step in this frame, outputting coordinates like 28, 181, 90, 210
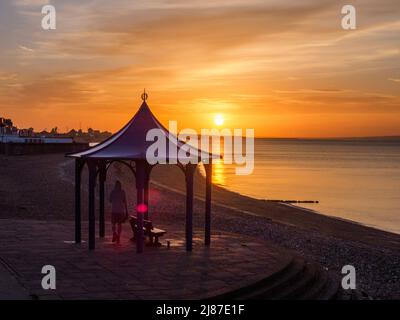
317, 274, 341, 300
270, 262, 318, 300
297, 267, 329, 300
209, 256, 340, 300
210, 256, 296, 300
240, 257, 306, 299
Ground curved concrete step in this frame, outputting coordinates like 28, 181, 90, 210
209, 256, 296, 300
317, 274, 341, 300
0, 260, 30, 300
297, 266, 328, 300
269, 262, 318, 300
335, 287, 372, 300
209, 256, 341, 300
239, 257, 306, 299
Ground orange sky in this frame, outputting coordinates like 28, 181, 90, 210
0, 0, 399, 137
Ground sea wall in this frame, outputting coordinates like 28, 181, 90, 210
0, 142, 89, 155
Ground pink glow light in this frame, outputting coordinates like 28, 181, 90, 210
136, 203, 148, 214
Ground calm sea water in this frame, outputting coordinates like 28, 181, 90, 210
203, 138, 400, 234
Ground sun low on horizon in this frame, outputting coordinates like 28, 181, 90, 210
214, 114, 225, 127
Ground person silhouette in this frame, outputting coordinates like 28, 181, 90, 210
109, 180, 127, 244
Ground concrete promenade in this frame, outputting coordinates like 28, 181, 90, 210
0, 219, 290, 300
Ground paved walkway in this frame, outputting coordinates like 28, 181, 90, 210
0, 219, 291, 299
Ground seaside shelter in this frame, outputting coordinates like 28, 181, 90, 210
66, 91, 220, 253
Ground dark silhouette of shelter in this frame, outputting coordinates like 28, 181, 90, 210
66, 91, 219, 253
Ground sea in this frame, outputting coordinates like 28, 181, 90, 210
201, 138, 400, 234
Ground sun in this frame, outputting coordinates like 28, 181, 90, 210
214, 114, 224, 126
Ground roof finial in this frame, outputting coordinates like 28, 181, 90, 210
141, 88, 148, 102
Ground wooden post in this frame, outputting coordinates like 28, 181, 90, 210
144, 165, 150, 221
74, 159, 83, 244
99, 162, 106, 238
185, 164, 196, 251
135, 160, 145, 253
204, 160, 212, 246
88, 160, 97, 250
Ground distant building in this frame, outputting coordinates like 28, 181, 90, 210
0, 116, 89, 155
0, 117, 73, 144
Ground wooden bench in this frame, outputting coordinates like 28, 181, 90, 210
129, 216, 166, 246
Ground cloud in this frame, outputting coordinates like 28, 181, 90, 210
0, 72, 18, 81
13, 0, 49, 7
18, 45, 34, 52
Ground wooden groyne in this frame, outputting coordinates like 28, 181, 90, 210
264, 199, 319, 204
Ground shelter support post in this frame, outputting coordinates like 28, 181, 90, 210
135, 160, 146, 253
88, 160, 97, 250
144, 165, 151, 220
99, 162, 106, 238
74, 159, 84, 244
185, 163, 197, 252
204, 160, 212, 246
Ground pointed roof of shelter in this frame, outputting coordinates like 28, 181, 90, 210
67, 92, 220, 162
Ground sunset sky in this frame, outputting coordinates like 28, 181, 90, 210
0, 0, 399, 137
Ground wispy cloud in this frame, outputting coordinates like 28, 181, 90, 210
18, 45, 35, 52
13, 0, 49, 7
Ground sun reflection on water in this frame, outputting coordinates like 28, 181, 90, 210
200, 158, 226, 186
212, 158, 225, 186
